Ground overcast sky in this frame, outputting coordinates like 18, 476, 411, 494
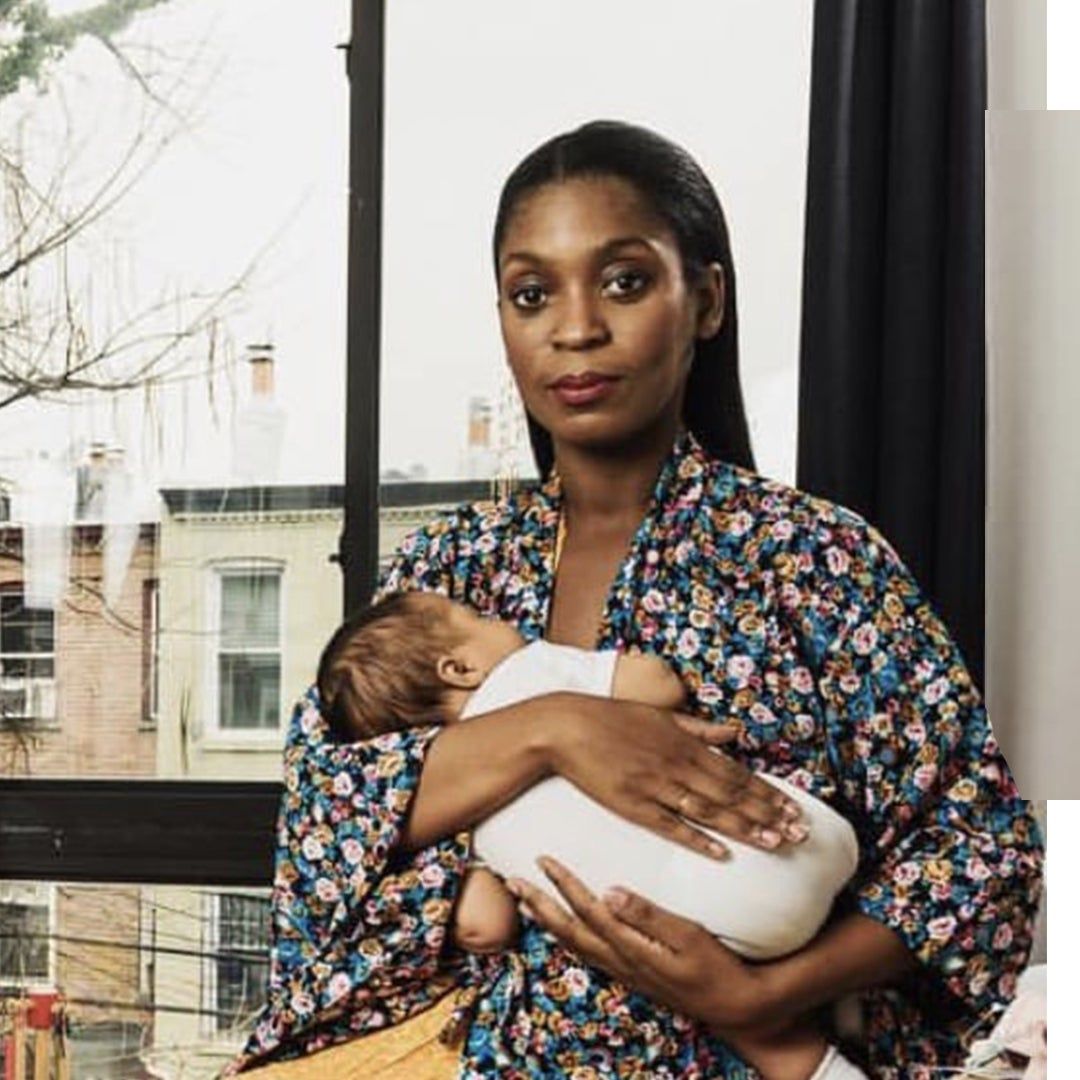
2, 0, 812, 497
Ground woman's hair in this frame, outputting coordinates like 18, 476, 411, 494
492, 119, 756, 477
316, 591, 460, 741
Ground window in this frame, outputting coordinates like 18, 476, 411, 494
212, 569, 283, 734
0, 884, 52, 986
0, 587, 56, 725
142, 579, 160, 727
204, 892, 270, 1033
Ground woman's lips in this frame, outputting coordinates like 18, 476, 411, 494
550, 374, 620, 407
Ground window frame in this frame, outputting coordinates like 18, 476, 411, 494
0, 584, 58, 728
0, 0, 385, 887
200, 889, 272, 1037
141, 577, 160, 729
0, 881, 56, 989
204, 561, 286, 745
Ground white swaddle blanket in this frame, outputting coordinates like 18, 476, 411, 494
463, 639, 859, 960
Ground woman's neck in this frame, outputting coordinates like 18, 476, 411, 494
553, 415, 682, 525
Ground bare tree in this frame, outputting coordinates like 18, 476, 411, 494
0, 0, 255, 413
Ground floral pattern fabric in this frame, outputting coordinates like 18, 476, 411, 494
231, 429, 1043, 1079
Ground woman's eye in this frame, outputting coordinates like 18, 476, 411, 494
510, 283, 547, 310
602, 269, 649, 299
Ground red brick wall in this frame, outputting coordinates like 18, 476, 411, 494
1, 525, 157, 1034
0, 524, 157, 779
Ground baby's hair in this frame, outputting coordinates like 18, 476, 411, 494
317, 591, 461, 741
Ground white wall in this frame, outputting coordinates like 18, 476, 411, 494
381, 0, 813, 484
987, 0, 1047, 109
989, 0, 1045, 972
986, 110, 1079, 804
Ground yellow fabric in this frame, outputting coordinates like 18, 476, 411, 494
239, 993, 461, 1079
554, 507, 567, 572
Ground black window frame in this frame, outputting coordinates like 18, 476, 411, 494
0, 0, 385, 889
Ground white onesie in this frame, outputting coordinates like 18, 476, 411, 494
463, 639, 860, 961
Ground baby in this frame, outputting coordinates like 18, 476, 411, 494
316, 591, 866, 1080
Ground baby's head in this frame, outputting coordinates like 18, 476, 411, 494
316, 591, 524, 742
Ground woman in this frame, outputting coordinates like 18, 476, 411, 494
232, 121, 1043, 1078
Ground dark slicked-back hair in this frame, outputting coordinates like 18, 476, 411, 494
317, 591, 459, 741
492, 119, 756, 479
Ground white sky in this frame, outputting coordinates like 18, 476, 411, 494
1, 0, 813, 496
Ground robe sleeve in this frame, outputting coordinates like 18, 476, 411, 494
795, 510, 1044, 1021
231, 511, 474, 1071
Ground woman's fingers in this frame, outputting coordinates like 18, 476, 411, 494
535, 858, 677, 964
665, 786, 788, 851
647, 803, 732, 860
601, 884, 700, 955
671, 714, 739, 745
505, 872, 632, 980
688, 750, 809, 844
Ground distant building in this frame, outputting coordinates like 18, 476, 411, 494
0, 505, 159, 1072
148, 478, 497, 1074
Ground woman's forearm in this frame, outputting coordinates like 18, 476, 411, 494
750, 912, 917, 1030
398, 692, 571, 851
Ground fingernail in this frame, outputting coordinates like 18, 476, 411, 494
518, 902, 534, 920
784, 823, 809, 842
603, 888, 629, 910
709, 841, 729, 860
781, 801, 802, 820
756, 827, 782, 848
504, 878, 523, 897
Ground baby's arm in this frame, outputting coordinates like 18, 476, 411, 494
611, 652, 687, 711
726, 1022, 838, 1080
451, 865, 519, 955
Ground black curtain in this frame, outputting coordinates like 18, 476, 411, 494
797, 0, 987, 687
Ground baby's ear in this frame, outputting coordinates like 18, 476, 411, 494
436, 652, 484, 690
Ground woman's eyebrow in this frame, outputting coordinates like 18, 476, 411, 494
500, 236, 657, 272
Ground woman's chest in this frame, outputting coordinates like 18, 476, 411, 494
620, 565, 831, 780
469, 529, 838, 796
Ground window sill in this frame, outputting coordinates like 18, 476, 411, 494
0, 720, 59, 733
197, 735, 283, 753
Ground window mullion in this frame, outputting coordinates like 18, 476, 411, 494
0, 780, 281, 886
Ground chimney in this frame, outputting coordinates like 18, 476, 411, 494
75, 440, 109, 520
467, 396, 492, 449
246, 343, 275, 400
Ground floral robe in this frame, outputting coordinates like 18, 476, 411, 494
231, 430, 1043, 1079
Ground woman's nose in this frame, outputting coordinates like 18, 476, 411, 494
551, 286, 610, 350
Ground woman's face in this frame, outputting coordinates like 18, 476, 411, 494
496, 175, 723, 454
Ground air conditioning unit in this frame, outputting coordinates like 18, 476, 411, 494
0, 677, 56, 722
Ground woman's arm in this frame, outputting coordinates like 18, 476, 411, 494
232, 691, 467, 1071
750, 912, 915, 1027
802, 516, 1044, 1022
505, 858, 911, 1034
400, 689, 807, 857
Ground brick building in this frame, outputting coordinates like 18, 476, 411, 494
0, 519, 159, 1071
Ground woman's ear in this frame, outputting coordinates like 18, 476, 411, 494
694, 262, 725, 340
436, 652, 484, 690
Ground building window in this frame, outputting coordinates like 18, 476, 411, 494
142, 578, 159, 727
0, 586, 56, 726
0, 884, 52, 986
213, 568, 282, 733
205, 892, 270, 1032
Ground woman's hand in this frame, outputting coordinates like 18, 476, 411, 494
505, 856, 778, 1032
541, 692, 806, 858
